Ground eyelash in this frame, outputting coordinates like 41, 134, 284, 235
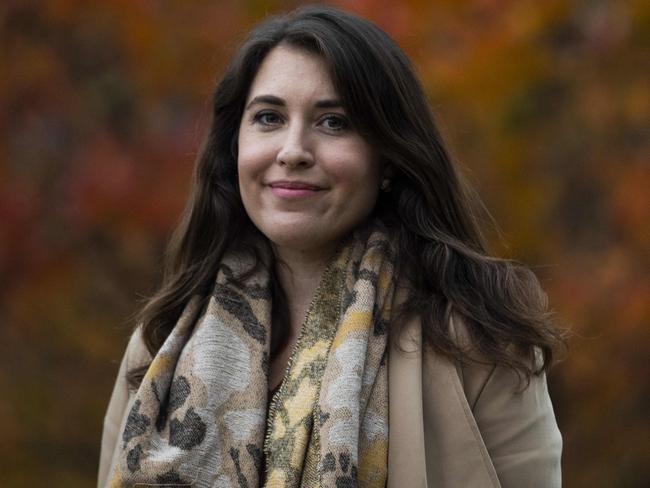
321, 114, 349, 131
253, 111, 282, 126
252, 111, 350, 132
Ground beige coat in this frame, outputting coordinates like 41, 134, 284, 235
98, 316, 562, 487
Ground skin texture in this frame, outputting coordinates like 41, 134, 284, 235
237, 44, 383, 268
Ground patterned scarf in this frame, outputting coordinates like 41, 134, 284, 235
109, 224, 396, 487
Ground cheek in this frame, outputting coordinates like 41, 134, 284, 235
237, 128, 269, 179
352, 151, 382, 211
236, 153, 258, 206
330, 157, 381, 214
333, 148, 381, 188
237, 155, 266, 196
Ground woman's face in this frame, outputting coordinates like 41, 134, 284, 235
237, 44, 382, 260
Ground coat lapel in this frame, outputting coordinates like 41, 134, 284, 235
387, 316, 428, 487
388, 316, 500, 487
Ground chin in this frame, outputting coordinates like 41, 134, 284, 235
262, 226, 342, 259
269, 232, 327, 252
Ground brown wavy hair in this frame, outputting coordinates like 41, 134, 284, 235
129, 5, 565, 387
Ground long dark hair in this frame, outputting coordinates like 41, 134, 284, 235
132, 5, 564, 386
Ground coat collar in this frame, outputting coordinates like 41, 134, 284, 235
387, 314, 500, 487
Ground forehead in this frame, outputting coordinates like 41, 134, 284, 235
246, 45, 338, 101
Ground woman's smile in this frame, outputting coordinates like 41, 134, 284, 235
237, 44, 382, 258
267, 180, 325, 199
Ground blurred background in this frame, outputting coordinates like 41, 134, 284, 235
1, 0, 648, 486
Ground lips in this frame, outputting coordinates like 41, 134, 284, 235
268, 180, 323, 190
267, 180, 324, 199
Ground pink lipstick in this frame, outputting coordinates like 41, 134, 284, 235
268, 181, 323, 199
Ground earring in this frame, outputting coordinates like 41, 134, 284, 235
380, 178, 392, 192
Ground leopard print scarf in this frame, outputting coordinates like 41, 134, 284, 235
109, 224, 396, 487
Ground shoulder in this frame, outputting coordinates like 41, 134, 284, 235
390, 311, 562, 487
98, 326, 151, 487
447, 313, 551, 408
107, 325, 152, 403
447, 314, 563, 487
447, 313, 502, 408
124, 326, 152, 371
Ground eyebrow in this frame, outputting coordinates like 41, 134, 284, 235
244, 94, 343, 110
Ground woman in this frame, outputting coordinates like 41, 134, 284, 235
98, 5, 563, 487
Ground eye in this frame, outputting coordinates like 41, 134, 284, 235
320, 114, 350, 132
253, 110, 283, 126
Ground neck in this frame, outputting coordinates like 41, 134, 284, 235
273, 245, 334, 336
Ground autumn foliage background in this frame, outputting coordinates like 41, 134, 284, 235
1, 0, 648, 486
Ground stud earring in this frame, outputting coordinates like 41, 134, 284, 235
380, 178, 392, 192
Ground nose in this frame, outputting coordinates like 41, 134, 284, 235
276, 124, 314, 168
